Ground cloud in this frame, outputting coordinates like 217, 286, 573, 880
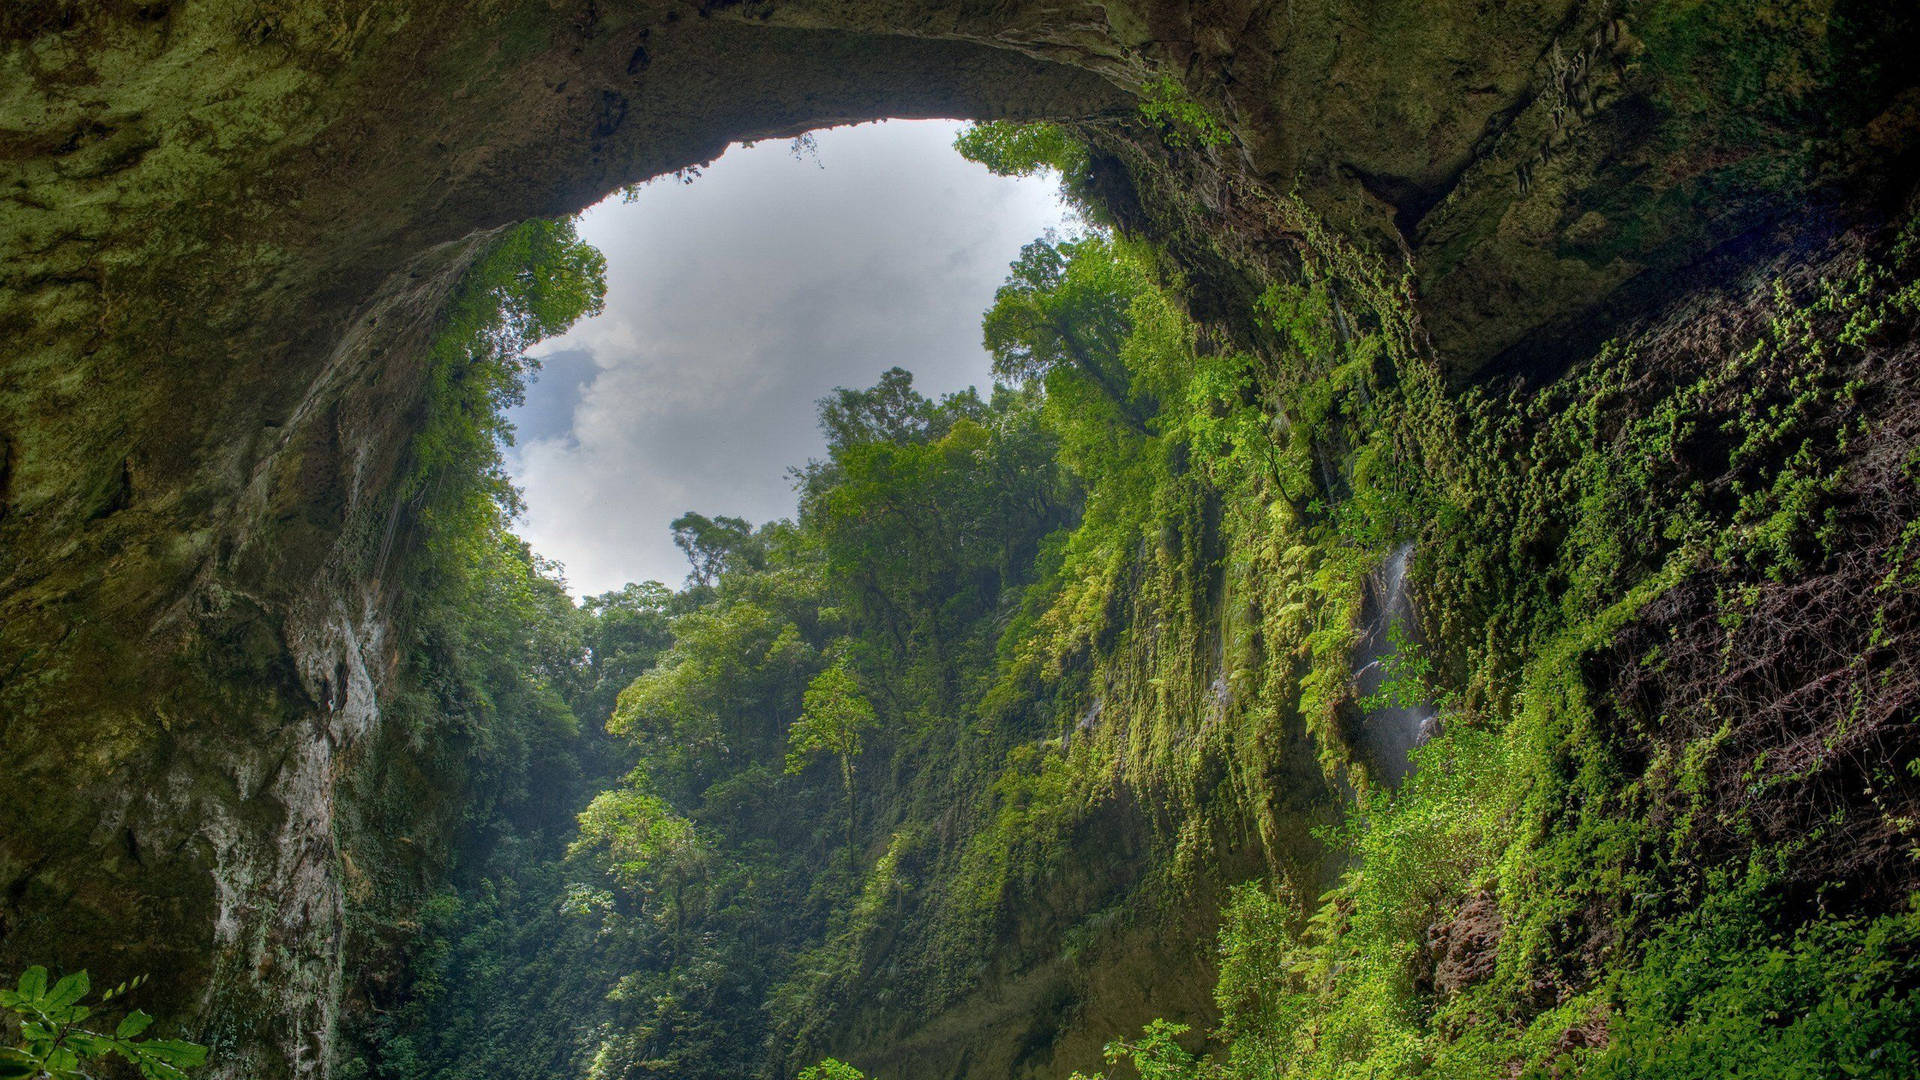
510, 348, 599, 445
507, 119, 1070, 596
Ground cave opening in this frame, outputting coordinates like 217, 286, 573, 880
6, 6, 1920, 1080
505, 118, 1074, 594
330, 110, 1203, 1080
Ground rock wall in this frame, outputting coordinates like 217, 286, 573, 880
2, 2, 1915, 1077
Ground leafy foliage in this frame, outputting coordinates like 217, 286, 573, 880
951, 122, 1102, 222
1136, 76, 1233, 150
797, 1059, 869, 1080
1046, 202, 1920, 1080
785, 663, 877, 780
571, 788, 706, 900
982, 235, 1152, 432
354, 127, 1920, 1080
951, 122, 1085, 181
332, 216, 654, 1080
671, 512, 758, 589
1, 970, 206, 1080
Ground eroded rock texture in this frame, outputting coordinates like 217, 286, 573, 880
1, 2, 1914, 1077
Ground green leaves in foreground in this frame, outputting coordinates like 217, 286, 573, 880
1, 968, 207, 1080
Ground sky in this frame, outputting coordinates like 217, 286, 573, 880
505, 119, 1073, 597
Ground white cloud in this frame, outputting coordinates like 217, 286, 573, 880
507, 119, 1070, 596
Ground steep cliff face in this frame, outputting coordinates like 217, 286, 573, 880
2, 2, 1916, 1079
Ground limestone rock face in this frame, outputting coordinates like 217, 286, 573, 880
1, 2, 1913, 1078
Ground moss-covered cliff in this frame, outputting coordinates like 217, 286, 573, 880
3, 2, 1917, 1079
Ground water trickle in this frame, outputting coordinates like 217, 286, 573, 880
1061, 696, 1102, 752
1206, 670, 1232, 724
1352, 541, 1439, 786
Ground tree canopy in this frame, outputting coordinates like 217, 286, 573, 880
671, 511, 758, 588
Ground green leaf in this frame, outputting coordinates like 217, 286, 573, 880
102, 973, 148, 1002
139, 1040, 208, 1068
65, 1034, 111, 1057
15, 968, 46, 999
117, 1010, 154, 1038
0, 1048, 39, 1080
44, 972, 88, 1010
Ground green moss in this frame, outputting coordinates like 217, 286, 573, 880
1074, 204, 1920, 1080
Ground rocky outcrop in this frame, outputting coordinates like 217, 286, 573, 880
2, 2, 1914, 1078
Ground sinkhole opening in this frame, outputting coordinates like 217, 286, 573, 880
503, 119, 1076, 596
375, 112, 1192, 1079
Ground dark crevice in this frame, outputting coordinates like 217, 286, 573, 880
86, 457, 133, 521
1343, 163, 1449, 243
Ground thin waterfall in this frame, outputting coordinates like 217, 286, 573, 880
1351, 541, 1439, 786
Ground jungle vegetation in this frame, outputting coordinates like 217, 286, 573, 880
297, 118, 1920, 1080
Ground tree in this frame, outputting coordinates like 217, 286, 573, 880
818, 367, 938, 450
797, 1060, 870, 1080
953, 121, 1084, 180
575, 581, 676, 730
816, 367, 989, 452
1068, 1020, 1210, 1080
670, 512, 755, 588
569, 787, 707, 937
797, 375, 1070, 703
982, 236, 1154, 433
784, 664, 878, 858
952, 120, 1105, 221
608, 600, 811, 802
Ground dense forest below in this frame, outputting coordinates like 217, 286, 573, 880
286, 119, 1920, 1080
